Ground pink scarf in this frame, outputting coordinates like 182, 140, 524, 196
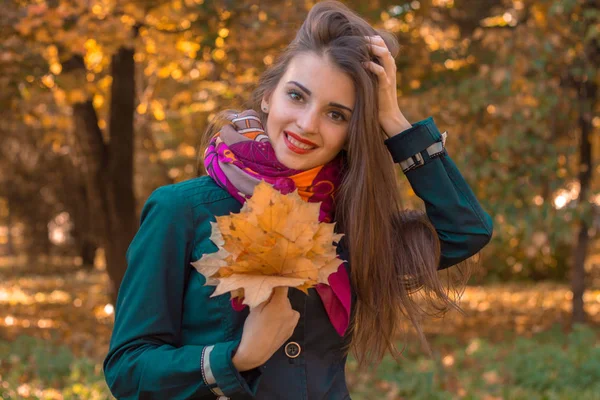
203, 109, 351, 336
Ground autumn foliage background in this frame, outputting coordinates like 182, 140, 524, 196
1, 0, 600, 398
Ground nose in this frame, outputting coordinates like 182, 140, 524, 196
296, 107, 319, 135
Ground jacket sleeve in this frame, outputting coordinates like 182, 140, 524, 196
103, 185, 261, 399
384, 117, 494, 270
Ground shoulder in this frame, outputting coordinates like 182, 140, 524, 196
149, 175, 230, 205
147, 175, 233, 212
143, 176, 240, 227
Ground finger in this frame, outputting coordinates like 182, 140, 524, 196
285, 311, 301, 336
270, 286, 289, 302
367, 43, 392, 60
250, 299, 268, 313
362, 61, 386, 78
260, 288, 278, 306
291, 310, 300, 324
286, 319, 300, 338
367, 43, 396, 72
365, 36, 391, 55
364, 35, 385, 45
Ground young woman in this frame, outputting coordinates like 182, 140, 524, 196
104, 1, 493, 399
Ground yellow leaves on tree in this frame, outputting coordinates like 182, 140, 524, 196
192, 181, 343, 308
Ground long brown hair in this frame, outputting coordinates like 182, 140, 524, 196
198, 1, 473, 368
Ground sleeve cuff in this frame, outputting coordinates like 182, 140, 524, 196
384, 117, 444, 163
202, 341, 263, 398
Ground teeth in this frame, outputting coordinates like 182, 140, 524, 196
286, 133, 315, 150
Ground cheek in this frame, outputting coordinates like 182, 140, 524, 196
265, 114, 280, 140
267, 104, 293, 133
273, 103, 297, 123
324, 128, 349, 151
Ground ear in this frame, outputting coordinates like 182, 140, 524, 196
261, 96, 270, 113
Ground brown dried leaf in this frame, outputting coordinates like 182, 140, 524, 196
192, 181, 343, 308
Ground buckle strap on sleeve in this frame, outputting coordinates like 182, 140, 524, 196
201, 345, 229, 398
399, 131, 447, 173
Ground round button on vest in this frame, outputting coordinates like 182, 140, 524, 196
284, 342, 301, 359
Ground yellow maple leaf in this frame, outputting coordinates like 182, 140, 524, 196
192, 181, 344, 308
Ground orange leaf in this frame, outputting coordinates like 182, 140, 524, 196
192, 181, 344, 308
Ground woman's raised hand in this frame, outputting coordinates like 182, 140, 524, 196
363, 35, 412, 138
232, 287, 300, 372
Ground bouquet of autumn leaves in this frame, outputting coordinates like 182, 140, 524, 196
192, 181, 344, 308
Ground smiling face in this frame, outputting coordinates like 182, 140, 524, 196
261, 52, 355, 171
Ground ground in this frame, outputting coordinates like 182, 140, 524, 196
1, 255, 600, 399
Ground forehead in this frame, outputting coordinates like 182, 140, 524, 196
282, 52, 355, 105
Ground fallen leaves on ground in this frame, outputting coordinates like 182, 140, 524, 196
1, 262, 599, 365
2, 256, 600, 399
0, 258, 113, 361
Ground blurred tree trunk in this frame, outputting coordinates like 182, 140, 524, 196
57, 153, 97, 270
570, 0, 598, 325
70, 187, 97, 270
71, 219, 97, 270
104, 46, 137, 303
571, 80, 596, 324
68, 44, 137, 304
80, 239, 97, 267
6, 210, 14, 256
72, 96, 112, 273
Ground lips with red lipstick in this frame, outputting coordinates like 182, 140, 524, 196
283, 130, 318, 154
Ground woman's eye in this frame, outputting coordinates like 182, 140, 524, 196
329, 111, 346, 122
288, 90, 303, 101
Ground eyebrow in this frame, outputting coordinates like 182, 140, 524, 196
287, 81, 354, 113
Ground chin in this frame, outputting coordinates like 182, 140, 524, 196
271, 141, 307, 170
279, 156, 311, 171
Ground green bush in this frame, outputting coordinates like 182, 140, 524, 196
0, 336, 113, 400
348, 324, 600, 399
503, 324, 600, 394
2, 326, 599, 399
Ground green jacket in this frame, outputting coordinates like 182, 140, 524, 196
104, 117, 493, 399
